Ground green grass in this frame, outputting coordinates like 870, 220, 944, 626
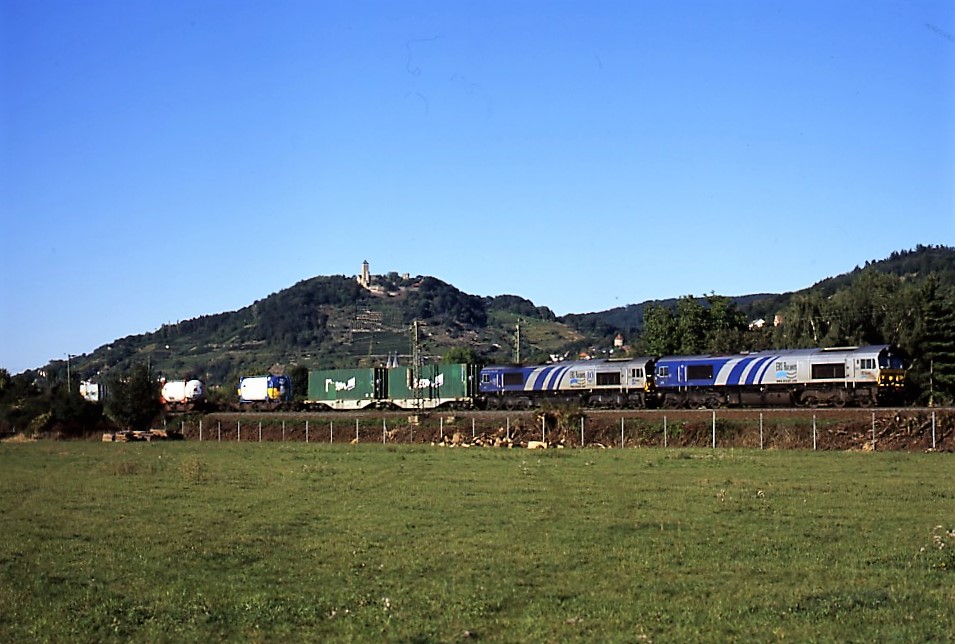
1, 443, 953, 642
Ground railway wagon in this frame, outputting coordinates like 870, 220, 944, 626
306, 367, 384, 411
478, 357, 655, 409
653, 345, 907, 408
306, 364, 479, 411
238, 374, 293, 408
385, 363, 480, 410
161, 379, 206, 411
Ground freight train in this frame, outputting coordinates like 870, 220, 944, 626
298, 344, 906, 410
84, 344, 906, 411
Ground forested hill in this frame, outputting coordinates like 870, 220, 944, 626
60, 274, 570, 387
35, 245, 955, 403
560, 245, 955, 345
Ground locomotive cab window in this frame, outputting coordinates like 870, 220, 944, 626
811, 363, 846, 379
687, 365, 714, 380
481, 373, 491, 384
503, 372, 524, 386
596, 372, 621, 386
630, 368, 643, 379
657, 366, 669, 377
859, 358, 876, 370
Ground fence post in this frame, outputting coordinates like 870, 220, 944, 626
580, 416, 584, 447
759, 413, 763, 450
382, 418, 386, 444
259, 421, 262, 443
812, 415, 817, 451
506, 417, 510, 440
620, 417, 624, 449
663, 415, 667, 448
218, 421, 221, 443
181, 419, 184, 436
871, 412, 876, 451
238, 421, 241, 442
199, 419, 202, 442
711, 411, 716, 449
355, 418, 359, 443
306, 420, 309, 443
282, 420, 286, 442
932, 411, 937, 450
542, 415, 546, 443
330, 421, 333, 444
472, 418, 476, 440
440, 417, 444, 440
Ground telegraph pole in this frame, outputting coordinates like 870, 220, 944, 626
514, 321, 521, 364
412, 320, 421, 408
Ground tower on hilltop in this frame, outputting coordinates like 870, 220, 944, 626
358, 260, 370, 287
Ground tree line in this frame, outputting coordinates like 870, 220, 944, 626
631, 270, 955, 405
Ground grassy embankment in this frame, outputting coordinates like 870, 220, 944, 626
1, 442, 953, 642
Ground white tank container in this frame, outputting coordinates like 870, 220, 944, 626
239, 376, 271, 402
161, 379, 205, 404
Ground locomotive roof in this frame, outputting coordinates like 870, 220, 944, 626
656, 345, 893, 361
482, 356, 655, 370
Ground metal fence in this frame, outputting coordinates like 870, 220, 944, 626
164, 409, 951, 451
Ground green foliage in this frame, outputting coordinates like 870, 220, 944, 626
485, 294, 556, 321
289, 365, 309, 402
402, 277, 487, 326
638, 295, 748, 355
442, 346, 480, 364
639, 304, 677, 355
106, 363, 162, 431
916, 277, 955, 405
0, 371, 104, 437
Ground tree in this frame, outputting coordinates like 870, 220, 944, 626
675, 296, 708, 354
640, 305, 677, 356
106, 363, 161, 431
704, 294, 747, 353
443, 346, 479, 364
917, 277, 955, 405
290, 365, 309, 401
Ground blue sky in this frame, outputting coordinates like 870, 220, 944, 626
2, 0, 953, 374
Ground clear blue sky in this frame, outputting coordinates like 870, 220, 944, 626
2, 0, 953, 374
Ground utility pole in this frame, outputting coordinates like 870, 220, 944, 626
514, 321, 521, 364
412, 320, 421, 408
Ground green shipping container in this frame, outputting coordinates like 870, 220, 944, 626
307, 368, 387, 410
387, 363, 478, 409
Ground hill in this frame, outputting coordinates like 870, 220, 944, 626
63, 274, 583, 388
45, 246, 955, 401
560, 245, 955, 344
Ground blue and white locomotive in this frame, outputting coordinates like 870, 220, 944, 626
653, 345, 906, 408
479, 357, 655, 409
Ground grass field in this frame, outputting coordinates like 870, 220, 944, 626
1, 442, 953, 642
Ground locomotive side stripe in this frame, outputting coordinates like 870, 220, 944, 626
526, 367, 548, 391
742, 357, 768, 385
748, 356, 778, 385
546, 365, 570, 390
739, 357, 767, 385
723, 357, 755, 386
